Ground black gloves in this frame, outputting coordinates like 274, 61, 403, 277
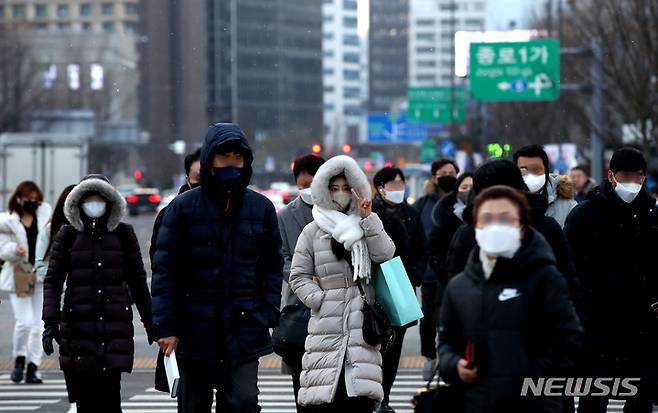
42, 325, 61, 356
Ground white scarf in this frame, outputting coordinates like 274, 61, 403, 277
312, 206, 371, 282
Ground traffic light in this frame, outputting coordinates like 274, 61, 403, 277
311, 144, 322, 155
342, 144, 352, 154
133, 169, 143, 182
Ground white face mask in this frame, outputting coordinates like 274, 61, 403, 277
523, 173, 546, 193
382, 190, 405, 205
299, 187, 314, 205
475, 224, 522, 259
332, 191, 352, 210
453, 199, 466, 221
82, 201, 107, 218
614, 182, 642, 203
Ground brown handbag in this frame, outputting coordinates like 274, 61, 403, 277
14, 262, 36, 298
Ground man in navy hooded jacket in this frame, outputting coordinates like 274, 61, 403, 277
151, 123, 284, 412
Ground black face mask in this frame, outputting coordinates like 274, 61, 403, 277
437, 176, 457, 193
212, 166, 242, 191
457, 190, 471, 205
22, 201, 39, 214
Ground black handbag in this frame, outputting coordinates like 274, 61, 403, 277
356, 279, 396, 352
411, 365, 461, 413
271, 294, 310, 362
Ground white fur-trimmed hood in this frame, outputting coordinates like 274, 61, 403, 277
311, 155, 371, 213
64, 175, 126, 232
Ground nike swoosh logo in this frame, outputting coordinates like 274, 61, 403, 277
498, 290, 522, 302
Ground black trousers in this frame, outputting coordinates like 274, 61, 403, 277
177, 358, 260, 413
420, 282, 439, 360
285, 357, 312, 413
306, 369, 375, 413
64, 370, 122, 413
381, 326, 407, 404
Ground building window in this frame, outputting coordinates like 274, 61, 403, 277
343, 0, 357, 11
324, 103, 335, 110
13, 5, 26, 18
35, 4, 47, 18
440, 19, 458, 25
416, 46, 435, 54
465, 18, 484, 27
124, 21, 138, 33
343, 16, 357, 28
125, 2, 138, 16
417, 74, 436, 83
417, 60, 436, 68
79, 3, 92, 17
416, 19, 434, 26
441, 32, 453, 39
343, 34, 359, 46
344, 87, 360, 98
58, 22, 71, 31
323, 15, 333, 22
323, 0, 333, 4
323, 32, 334, 40
102, 3, 114, 16
323, 68, 334, 75
102, 21, 114, 32
35, 23, 48, 31
343, 52, 359, 64
57, 4, 69, 18
323, 50, 334, 58
416, 32, 435, 41
474, 2, 486, 11
343, 69, 360, 80
324, 85, 335, 92
344, 106, 362, 116
441, 47, 453, 54
439, 3, 458, 11
0, 6, 5, 18
442, 74, 453, 81
82, 22, 92, 31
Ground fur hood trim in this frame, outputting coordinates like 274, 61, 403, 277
311, 155, 371, 213
547, 173, 575, 202
64, 175, 126, 232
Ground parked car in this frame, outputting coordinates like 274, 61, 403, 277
156, 193, 177, 215
126, 188, 161, 216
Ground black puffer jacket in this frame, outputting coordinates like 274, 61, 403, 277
151, 123, 283, 366
42, 175, 152, 373
565, 181, 658, 364
428, 191, 466, 288
439, 228, 584, 413
372, 195, 427, 287
444, 193, 581, 310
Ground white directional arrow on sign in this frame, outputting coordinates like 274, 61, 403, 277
497, 81, 512, 91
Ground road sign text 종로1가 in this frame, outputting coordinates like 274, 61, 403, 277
469, 39, 560, 101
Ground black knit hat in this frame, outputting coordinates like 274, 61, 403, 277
473, 159, 529, 195
609, 147, 647, 174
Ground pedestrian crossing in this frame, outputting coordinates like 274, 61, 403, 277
0, 374, 67, 412
120, 370, 425, 413
0, 370, 655, 412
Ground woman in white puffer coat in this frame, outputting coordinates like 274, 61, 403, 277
290, 155, 395, 411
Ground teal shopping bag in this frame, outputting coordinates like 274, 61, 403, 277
374, 256, 424, 326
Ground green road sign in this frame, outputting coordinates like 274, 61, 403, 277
407, 87, 466, 122
420, 139, 437, 163
469, 39, 560, 101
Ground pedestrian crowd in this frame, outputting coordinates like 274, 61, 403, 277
0, 123, 656, 413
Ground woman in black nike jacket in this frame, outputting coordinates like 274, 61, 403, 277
438, 186, 583, 413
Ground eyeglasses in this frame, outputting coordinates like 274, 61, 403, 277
477, 213, 520, 227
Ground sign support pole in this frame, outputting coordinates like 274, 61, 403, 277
590, 39, 603, 185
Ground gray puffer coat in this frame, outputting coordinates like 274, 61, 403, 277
289, 155, 396, 406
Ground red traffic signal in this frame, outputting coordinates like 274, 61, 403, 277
311, 144, 322, 155
342, 144, 352, 154
133, 169, 143, 181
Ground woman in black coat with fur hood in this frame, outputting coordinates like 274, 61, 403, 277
42, 175, 153, 413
